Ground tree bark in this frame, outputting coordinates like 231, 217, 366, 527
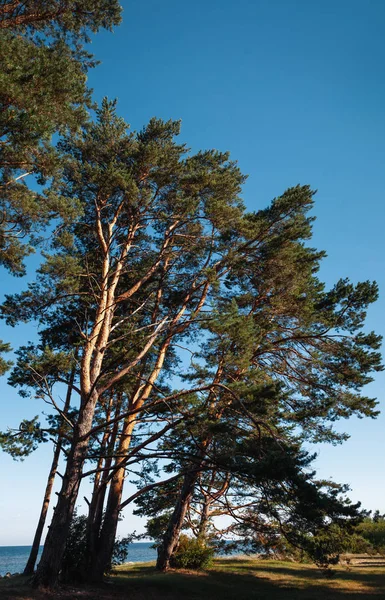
156, 369, 224, 571
23, 439, 62, 575
197, 496, 211, 539
85, 431, 111, 572
32, 394, 98, 588
85, 393, 120, 571
87, 416, 136, 582
89, 341, 173, 581
24, 363, 76, 575
156, 470, 199, 571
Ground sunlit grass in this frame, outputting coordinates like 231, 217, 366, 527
2, 558, 385, 598
111, 558, 385, 598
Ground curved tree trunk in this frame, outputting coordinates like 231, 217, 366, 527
156, 470, 199, 571
156, 371, 223, 572
89, 342, 172, 582
24, 363, 76, 575
86, 395, 122, 573
23, 439, 62, 575
87, 415, 136, 582
32, 393, 98, 588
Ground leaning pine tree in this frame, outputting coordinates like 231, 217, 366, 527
151, 189, 383, 569
2, 100, 382, 584
3, 99, 250, 586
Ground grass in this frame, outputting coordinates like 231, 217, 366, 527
1, 558, 385, 599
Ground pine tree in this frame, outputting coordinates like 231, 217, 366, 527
2, 102, 382, 584
0, 0, 122, 273
151, 186, 383, 569
2, 100, 248, 587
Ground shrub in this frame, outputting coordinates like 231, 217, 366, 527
110, 533, 136, 568
357, 518, 385, 554
61, 512, 88, 583
170, 535, 214, 570
300, 524, 373, 568
60, 511, 135, 582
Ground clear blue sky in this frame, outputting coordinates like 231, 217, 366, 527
1, 0, 385, 545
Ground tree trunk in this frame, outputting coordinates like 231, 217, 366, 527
88, 349, 169, 582
197, 496, 211, 539
85, 434, 110, 571
156, 470, 199, 571
24, 364, 76, 575
86, 398, 121, 573
156, 412, 217, 572
32, 395, 97, 588
23, 439, 62, 575
87, 415, 136, 582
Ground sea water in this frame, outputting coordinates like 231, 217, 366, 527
0, 542, 157, 576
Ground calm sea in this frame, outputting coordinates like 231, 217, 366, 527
0, 542, 157, 576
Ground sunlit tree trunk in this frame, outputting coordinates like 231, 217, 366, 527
23, 440, 62, 576
156, 470, 199, 571
32, 391, 99, 587
24, 363, 76, 575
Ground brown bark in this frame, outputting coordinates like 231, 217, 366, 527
24, 362, 77, 575
0, 7, 68, 29
156, 470, 199, 571
23, 439, 62, 576
32, 393, 98, 588
88, 335, 175, 582
32, 187, 214, 586
86, 394, 121, 569
196, 473, 230, 539
156, 365, 225, 571
197, 496, 211, 539
32, 204, 123, 587
87, 412, 136, 582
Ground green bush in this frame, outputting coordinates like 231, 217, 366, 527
300, 524, 374, 568
170, 535, 214, 570
60, 511, 135, 582
111, 534, 136, 568
357, 518, 385, 554
61, 512, 88, 583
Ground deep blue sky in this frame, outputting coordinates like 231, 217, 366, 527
1, 0, 385, 545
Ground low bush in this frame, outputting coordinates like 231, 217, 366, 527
171, 535, 214, 570
61, 512, 88, 583
60, 511, 135, 582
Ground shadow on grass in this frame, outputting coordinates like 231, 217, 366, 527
214, 560, 385, 589
2, 561, 385, 600
111, 561, 385, 600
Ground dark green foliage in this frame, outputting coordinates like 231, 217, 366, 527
8, 343, 75, 397
0, 416, 48, 459
145, 514, 175, 545
355, 513, 385, 553
301, 524, 362, 568
61, 512, 88, 583
0, 0, 122, 273
170, 535, 214, 570
1, 97, 382, 581
0, 1, 122, 39
0, 341, 78, 459
0, 31, 86, 273
61, 512, 133, 581
0, 339, 11, 374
